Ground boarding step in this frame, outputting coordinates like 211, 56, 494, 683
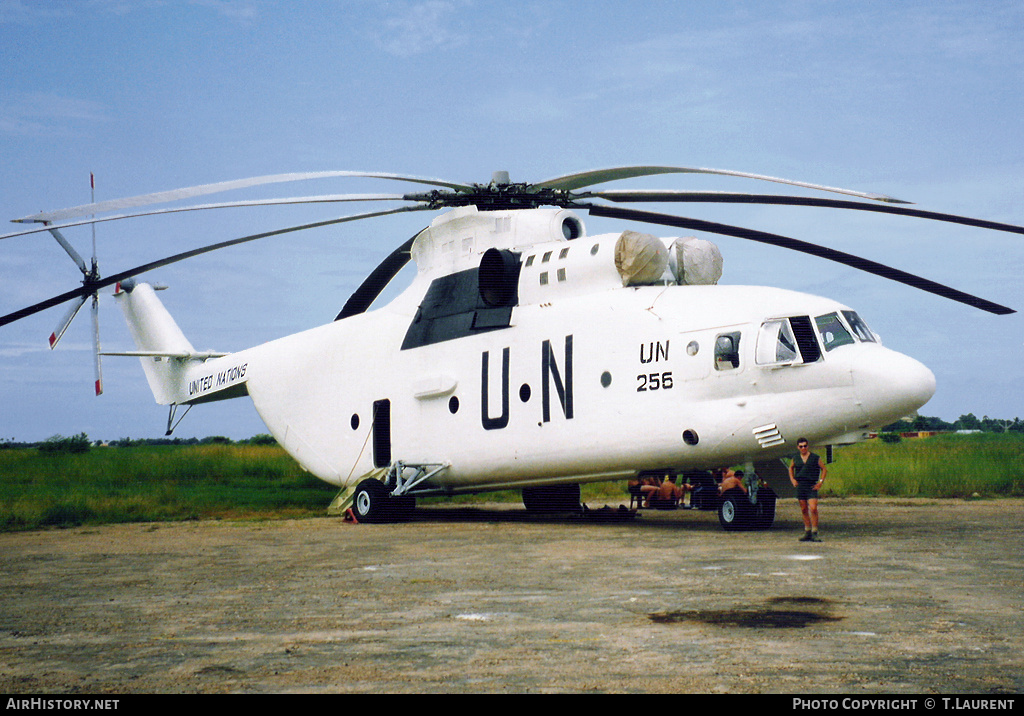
326, 467, 387, 516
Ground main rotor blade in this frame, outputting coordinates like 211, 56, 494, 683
582, 203, 1015, 315
335, 234, 418, 320
583, 190, 1024, 236
538, 165, 908, 203
0, 205, 433, 328
15, 172, 472, 224
1, 193, 411, 242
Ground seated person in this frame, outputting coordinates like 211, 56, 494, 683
717, 468, 747, 494
684, 469, 716, 509
628, 475, 663, 508
652, 475, 693, 507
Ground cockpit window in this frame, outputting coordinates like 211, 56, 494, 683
815, 312, 855, 351
756, 319, 799, 365
714, 332, 741, 371
842, 310, 876, 343
756, 316, 821, 365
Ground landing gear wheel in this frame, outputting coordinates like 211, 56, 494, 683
753, 486, 777, 529
718, 487, 752, 531
353, 478, 390, 523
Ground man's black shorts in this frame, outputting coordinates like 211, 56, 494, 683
797, 486, 819, 501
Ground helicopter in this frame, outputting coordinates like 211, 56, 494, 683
2, 166, 1021, 529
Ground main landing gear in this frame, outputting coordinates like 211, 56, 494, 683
346, 462, 449, 523
352, 478, 415, 523
718, 485, 777, 531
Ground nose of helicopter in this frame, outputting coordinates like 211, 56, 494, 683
851, 347, 936, 425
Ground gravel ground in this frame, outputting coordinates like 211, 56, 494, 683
0, 497, 1022, 694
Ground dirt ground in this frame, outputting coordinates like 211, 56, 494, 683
1, 497, 1022, 694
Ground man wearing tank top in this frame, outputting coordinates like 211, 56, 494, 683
789, 438, 827, 542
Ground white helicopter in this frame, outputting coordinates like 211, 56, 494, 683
3, 166, 1020, 529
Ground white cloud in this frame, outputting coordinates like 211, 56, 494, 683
0, 341, 53, 359
0, 0, 74, 24
186, 0, 263, 21
373, 0, 473, 57
0, 92, 108, 138
472, 87, 584, 124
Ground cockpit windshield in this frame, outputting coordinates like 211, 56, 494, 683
758, 311, 874, 366
815, 312, 855, 351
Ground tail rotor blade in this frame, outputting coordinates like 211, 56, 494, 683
91, 293, 103, 396
90, 173, 103, 396
49, 294, 88, 349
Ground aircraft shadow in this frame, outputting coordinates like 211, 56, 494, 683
400, 503, 751, 532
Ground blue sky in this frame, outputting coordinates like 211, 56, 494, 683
1, 0, 1022, 442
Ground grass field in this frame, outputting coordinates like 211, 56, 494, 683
823, 432, 1024, 498
1, 432, 1021, 531
0, 444, 335, 531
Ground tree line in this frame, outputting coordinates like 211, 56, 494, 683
1, 433, 278, 453
882, 414, 1024, 434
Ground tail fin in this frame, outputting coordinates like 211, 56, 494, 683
111, 279, 206, 405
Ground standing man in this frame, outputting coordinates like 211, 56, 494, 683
789, 438, 826, 542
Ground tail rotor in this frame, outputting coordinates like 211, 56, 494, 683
38, 173, 105, 395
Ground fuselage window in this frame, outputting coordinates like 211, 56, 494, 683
714, 331, 741, 371
815, 312, 855, 351
756, 319, 799, 365
842, 310, 876, 343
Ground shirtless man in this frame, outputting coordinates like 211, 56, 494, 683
627, 475, 663, 508
717, 468, 746, 494
655, 475, 692, 505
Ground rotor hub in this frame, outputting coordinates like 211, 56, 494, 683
407, 183, 574, 211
